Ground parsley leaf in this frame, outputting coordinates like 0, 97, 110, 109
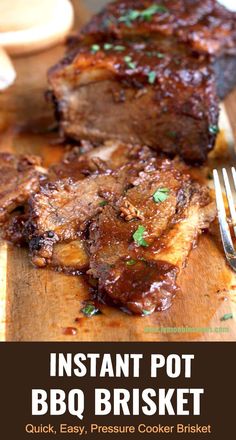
114, 45, 126, 51
126, 259, 137, 266
133, 225, 149, 247
146, 51, 165, 58
124, 55, 137, 70
153, 188, 170, 203
167, 130, 178, 139
81, 304, 101, 317
119, 9, 140, 26
220, 313, 233, 321
209, 125, 219, 135
99, 200, 108, 207
141, 4, 168, 21
148, 71, 157, 84
142, 310, 152, 316
91, 44, 101, 53
119, 4, 168, 25
156, 52, 165, 58
104, 43, 113, 50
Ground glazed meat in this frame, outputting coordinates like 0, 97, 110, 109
0, 153, 47, 225
28, 163, 138, 267
81, 0, 236, 98
89, 161, 215, 314
88, 159, 216, 314
1, 212, 29, 246
27, 144, 168, 268
48, 40, 218, 163
27, 146, 215, 313
48, 0, 236, 163
0, 145, 216, 314
81, 0, 216, 42
49, 142, 122, 181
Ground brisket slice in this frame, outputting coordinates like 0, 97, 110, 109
0, 147, 216, 313
48, 39, 218, 163
0, 153, 47, 225
81, 0, 236, 98
88, 159, 216, 314
28, 158, 146, 267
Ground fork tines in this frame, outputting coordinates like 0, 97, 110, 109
213, 167, 236, 272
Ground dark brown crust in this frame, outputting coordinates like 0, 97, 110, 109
0, 153, 47, 225
80, 0, 236, 97
48, 39, 218, 163
81, 0, 236, 55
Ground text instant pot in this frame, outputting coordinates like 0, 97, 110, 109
31, 353, 204, 419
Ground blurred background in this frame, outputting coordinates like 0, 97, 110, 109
0, 0, 235, 91
85, 0, 109, 12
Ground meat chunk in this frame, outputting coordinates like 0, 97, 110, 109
27, 143, 167, 268
28, 164, 137, 267
0, 153, 47, 225
48, 40, 218, 163
88, 159, 216, 314
81, 0, 216, 42
49, 143, 117, 181
81, 0, 236, 98
50, 239, 89, 274
0, 146, 216, 313
1, 212, 29, 246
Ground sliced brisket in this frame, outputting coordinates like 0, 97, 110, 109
88, 158, 216, 314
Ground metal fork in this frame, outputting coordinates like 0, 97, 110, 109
213, 167, 236, 272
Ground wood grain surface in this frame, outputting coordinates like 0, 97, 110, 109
0, 1, 236, 341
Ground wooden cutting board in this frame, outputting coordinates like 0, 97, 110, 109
0, 1, 236, 341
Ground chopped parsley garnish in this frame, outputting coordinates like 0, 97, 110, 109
156, 52, 165, 58
81, 304, 101, 318
220, 313, 233, 321
153, 188, 170, 203
119, 9, 140, 26
173, 57, 181, 65
99, 200, 108, 207
167, 130, 178, 139
114, 45, 126, 51
124, 55, 137, 70
133, 225, 149, 247
141, 4, 168, 20
126, 259, 137, 266
209, 125, 219, 135
119, 4, 168, 26
142, 309, 152, 316
148, 71, 157, 84
146, 51, 165, 58
92, 43, 126, 53
91, 44, 101, 53
104, 43, 113, 50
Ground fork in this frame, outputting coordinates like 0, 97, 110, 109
213, 167, 236, 272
